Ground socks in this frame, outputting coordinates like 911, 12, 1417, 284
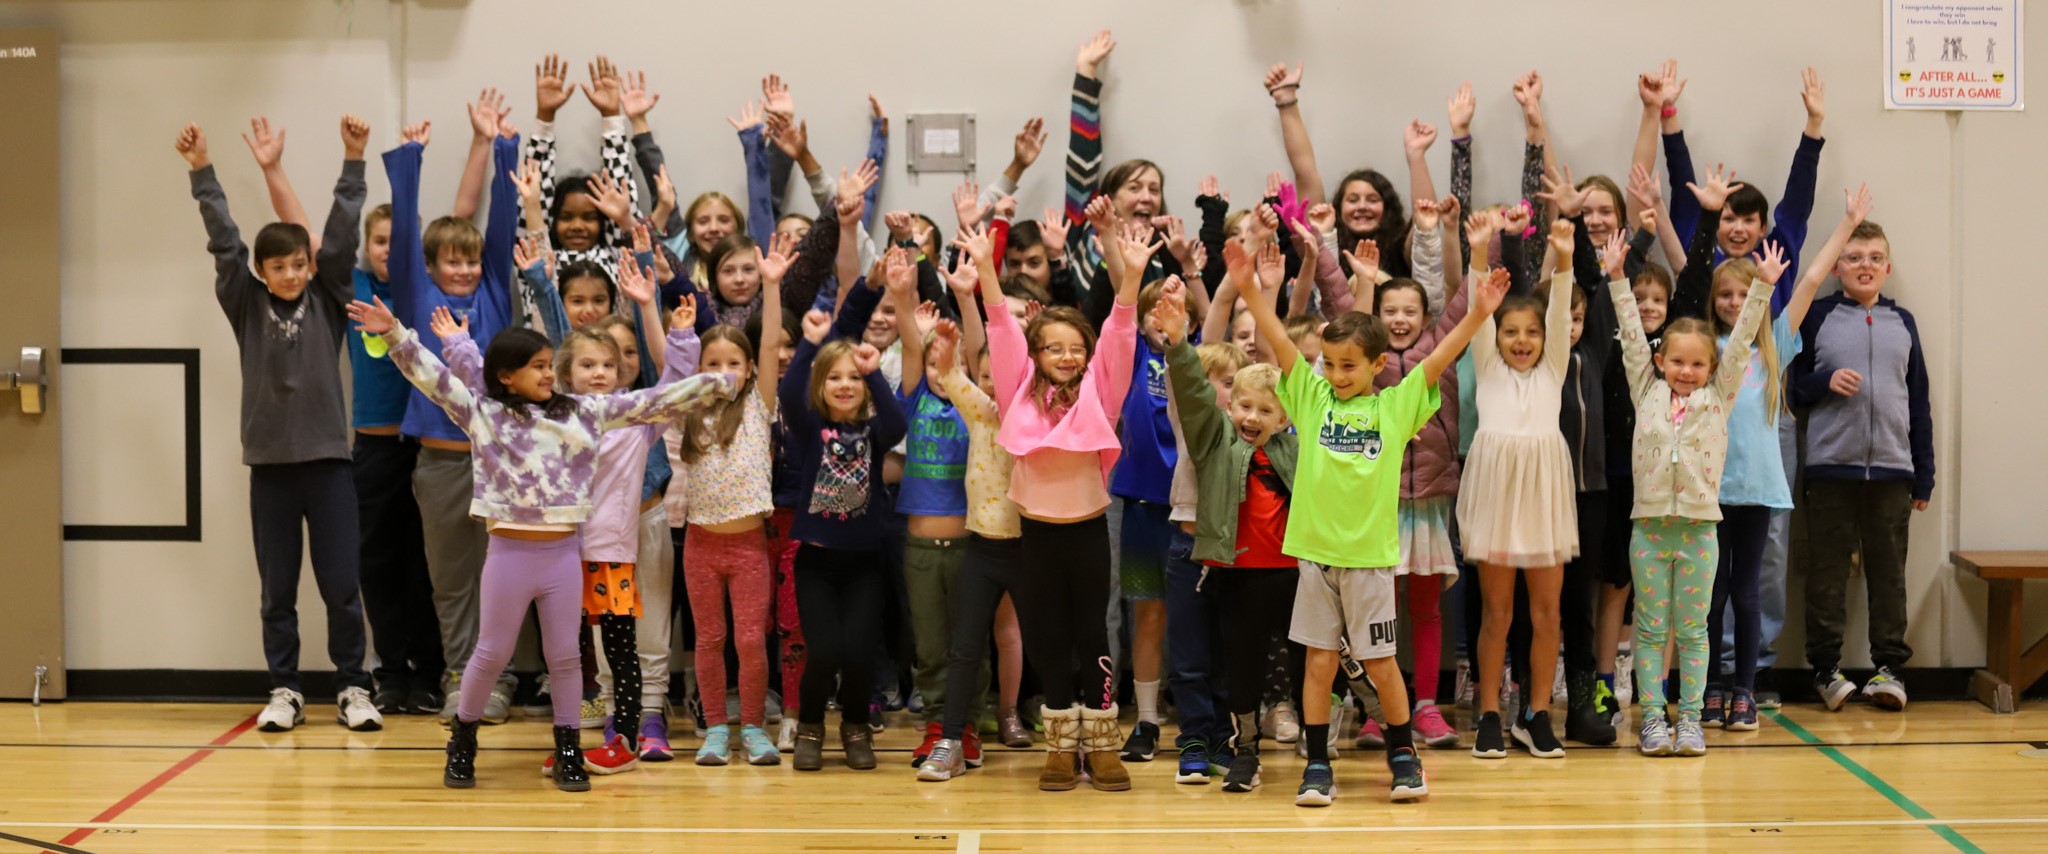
1414, 698, 1436, 712
1304, 724, 1331, 763
1384, 720, 1414, 753
1135, 680, 1161, 725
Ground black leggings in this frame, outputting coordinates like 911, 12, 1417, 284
940, 534, 1023, 740
1710, 504, 1772, 692
1010, 515, 1114, 711
1204, 567, 1299, 717
795, 543, 887, 725
578, 614, 641, 741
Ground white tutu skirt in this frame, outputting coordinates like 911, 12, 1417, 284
1455, 431, 1579, 568
1397, 495, 1460, 580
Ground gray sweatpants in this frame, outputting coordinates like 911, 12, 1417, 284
413, 447, 515, 695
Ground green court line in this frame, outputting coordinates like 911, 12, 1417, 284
1766, 709, 1984, 853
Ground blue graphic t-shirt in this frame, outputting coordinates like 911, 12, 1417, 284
895, 378, 971, 516
1110, 335, 1177, 504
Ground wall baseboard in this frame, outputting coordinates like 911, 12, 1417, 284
41, 666, 2043, 704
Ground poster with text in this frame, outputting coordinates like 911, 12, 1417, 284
1886, 0, 2024, 110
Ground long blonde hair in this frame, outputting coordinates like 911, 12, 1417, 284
1709, 258, 1781, 422
808, 339, 873, 420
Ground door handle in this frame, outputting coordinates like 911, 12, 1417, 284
3, 346, 47, 414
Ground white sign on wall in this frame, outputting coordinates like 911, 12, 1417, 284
1886, 0, 2024, 110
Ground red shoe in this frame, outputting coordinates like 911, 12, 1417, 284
584, 733, 640, 775
911, 720, 944, 768
963, 729, 984, 768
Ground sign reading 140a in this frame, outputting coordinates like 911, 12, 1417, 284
1885, 0, 2024, 110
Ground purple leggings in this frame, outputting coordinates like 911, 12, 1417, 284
457, 534, 582, 727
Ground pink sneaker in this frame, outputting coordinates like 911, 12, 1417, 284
1354, 716, 1385, 749
1413, 704, 1460, 748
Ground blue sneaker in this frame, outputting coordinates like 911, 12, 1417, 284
1175, 742, 1210, 784
695, 725, 732, 766
1206, 743, 1233, 778
1702, 685, 1726, 729
1388, 747, 1427, 801
1295, 761, 1335, 807
740, 725, 779, 766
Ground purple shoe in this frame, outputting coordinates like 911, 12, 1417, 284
639, 715, 673, 762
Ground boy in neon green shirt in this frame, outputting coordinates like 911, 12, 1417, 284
1231, 232, 1507, 806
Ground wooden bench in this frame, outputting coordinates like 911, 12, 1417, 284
1952, 550, 2048, 713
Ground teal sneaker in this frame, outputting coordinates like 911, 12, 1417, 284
695, 725, 732, 766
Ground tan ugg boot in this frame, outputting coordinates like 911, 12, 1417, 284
1038, 705, 1082, 791
1080, 704, 1132, 791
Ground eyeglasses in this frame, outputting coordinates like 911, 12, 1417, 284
1038, 345, 1088, 358
1841, 253, 1889, 268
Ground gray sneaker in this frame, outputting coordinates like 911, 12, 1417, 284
1861, 667, 1909, 711
1815, 668, 1857, 711
1674, 711, 1706, 757
917, 738, 964, 782
1638, 711, 1674, 757
481, 687, 513, 725
438, 679, 463, 725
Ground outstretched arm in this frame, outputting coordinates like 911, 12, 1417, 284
452, 87, 508, 220
240, 117, 318, 254
1786, 184, 1872, 330
1420, 267, 1509, 386
1064, 30, 1115, 223
1238, 240, 1301, 372
1264, 62, 1326, 204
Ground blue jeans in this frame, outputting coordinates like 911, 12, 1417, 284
1163, 528, 1225, 749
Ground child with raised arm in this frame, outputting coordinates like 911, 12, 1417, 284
383, 116, 527, 724
1791, 214, 1931, 714
178, 118, 379, 733
347, 286, 729, 791
1608, 230, 1777, 757
973, 208, 1145, 792
780, 280, 909, 771
241, 116, 446, 717
1242, 232, 1505, 805
675, 234, 794, 767
1457, 219, 1580, 761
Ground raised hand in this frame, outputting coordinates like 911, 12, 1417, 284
930, 318, 961, 369
1264, 61, 1303, 105
1448, 82, 1476, 136
1249, 202, 1281, 248
1199, 174, 1228, 202
993, 195, 1018, 220
512, 159, 543, 208
761, 73, 794, 122
1547, 218, 1575, 270
513, 234, 549, 277
883, 246, 918, 295
669, 292, 699, 333
621, 69, 661, 122
952, 179, 988, 228
241, 116, 285, 169
1343, 240, 1382, 280
1638, 206, 1659, 233
884, 211, 915, 243
726, 99, 765, 133
838, 160, 879, 224
1222, 236, 1252, 281
1413, 196, 1441, 232
588, 171, 633, 225
801, 308, 832, 344
402, 120, 431, 148
1601, 230, 1629, 279
535, 54, 574, 122
1637, 65, 1665, 108
1306, 202, 1336, 234
1659, 59, 1688, 108
1405, 119, 1438, 156
760, 231, 800, 283
1502, 201, 1533, 238
429, 305, 469, 340
1465, 209, 1500, 247
1800, 66, 1827, 127
1039, 207, 1071, 251
1076, 29, 1117, 78
1844, 182, 1874, 225
944, 252, 979, 297
175, 123, 210, 169
1472, 266, 1512, 317
1023, 299, 1045, 324
913, 300, 941, 340
618, 258, 658, 306
630, 220, 653, 256
852, 342, 883, 375
347, 296, 397, 335
1754, 239, 1789, 285
1116, 219, 1164, 273
466, 87, 507, 138
1512, 70, 1545, 123
953, 222, 995, 264
1685, 162, 1744, 210
1538, 163, 1591, 218
1626, 162, 1664, 211
1083, 195, 1118, 235
1164, 216, 1199, 270
584, 55, 623, 116
869, 93, 888, 133
1150, 275, 1190, 346
1439, 195, 1462, 230
340, 114, 371, 159
764, 113, 810, 160
1012, 117, 1047, 170
1253, 241, 1286, 296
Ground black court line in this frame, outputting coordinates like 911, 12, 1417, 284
0, 830, 95, 854
1, 738, 2039, 753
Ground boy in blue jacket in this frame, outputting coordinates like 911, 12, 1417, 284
1789, 220, 1932, 713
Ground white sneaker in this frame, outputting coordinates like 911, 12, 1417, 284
259, 688, 306, 732
1454, 658, 1475, 709
336, 686, 383, 732
1551, 657, 1569, 705
776, 718, 797, 752
1615, 651, 1635, 708
1265, 701, 1301, 744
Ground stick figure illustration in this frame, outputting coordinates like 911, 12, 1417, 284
1954, 37, 1968, 61
1907, 36, 1916, 62
1987, 37, 1996, 63
1941, 36, 1953, 60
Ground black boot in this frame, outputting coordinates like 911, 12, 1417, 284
1564, 669, 1616, 746
443, 718, 479, 789
550, 725, 590, 792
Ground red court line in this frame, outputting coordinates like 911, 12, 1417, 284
52, 713, 258, 850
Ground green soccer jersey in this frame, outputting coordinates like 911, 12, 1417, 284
1274, 355, 1440, 568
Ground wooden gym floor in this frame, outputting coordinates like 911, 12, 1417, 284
2, 700, 2045, 853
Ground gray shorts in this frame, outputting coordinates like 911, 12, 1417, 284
1288, 561, 1400, 659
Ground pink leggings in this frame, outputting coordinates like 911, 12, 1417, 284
1407, 574, 1445, 704
684, 525, 772, 727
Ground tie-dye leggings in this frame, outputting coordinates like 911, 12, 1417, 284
1629, 516, 1720, 717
